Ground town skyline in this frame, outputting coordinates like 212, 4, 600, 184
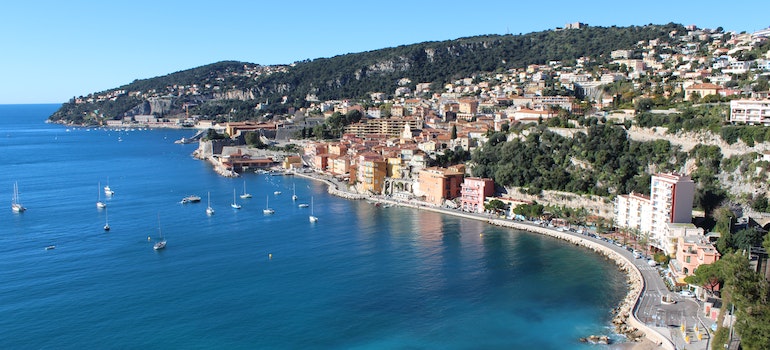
2, 0, 769, 104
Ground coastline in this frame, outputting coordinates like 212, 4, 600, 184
288, 169, 674, 349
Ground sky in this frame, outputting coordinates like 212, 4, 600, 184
1, 0, 768, 104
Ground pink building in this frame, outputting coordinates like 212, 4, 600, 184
460, 177, 495, 213
670, 235, 720, 286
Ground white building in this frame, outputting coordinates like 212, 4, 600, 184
730, 99, 770, 125
615, 192, 652, 233
614, 173, 696, 252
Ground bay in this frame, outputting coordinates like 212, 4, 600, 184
0, 104, 627, 349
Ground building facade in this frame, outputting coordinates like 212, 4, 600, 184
614, 173, 695, 252
460, 177, 495, 213
418, 166, 465, 206
730, 99, 770, 125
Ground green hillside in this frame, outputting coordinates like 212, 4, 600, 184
49, 23, 684, 123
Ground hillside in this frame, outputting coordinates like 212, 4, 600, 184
48, 23, 684, 124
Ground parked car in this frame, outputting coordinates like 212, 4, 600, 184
679, 290, 695, 298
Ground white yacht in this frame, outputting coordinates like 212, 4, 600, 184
263, 195, 275, 215
206, 191, 215, 215
309, 196, 318, 223
240, 181, 252, 199
12, 182, 25, 213
231, 189, 241, 209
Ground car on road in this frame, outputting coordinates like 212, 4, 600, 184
679, 290, 695, 298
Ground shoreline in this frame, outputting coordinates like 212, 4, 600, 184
288, 170, 674, 349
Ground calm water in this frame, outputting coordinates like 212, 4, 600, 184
0, 104, 627, 349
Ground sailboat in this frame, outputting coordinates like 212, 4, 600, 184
103, 206, 111, 231
263, 195, 275, 215
291, 184, 298, 201
206, 191, 215, 215
231, 189, 241, 209
96, 182, 106, 209
240, 180, 252, 199
11, 182, 25, 213
309, 196, 318, 222
153, 215, 166, 250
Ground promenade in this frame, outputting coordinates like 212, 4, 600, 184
291, 169, 716, 350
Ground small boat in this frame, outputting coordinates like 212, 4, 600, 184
274, 191, 282, 195
240, 180, 252, 199
153, 215, 166, 250
291, 184, 298, 201
263, 195, 275, 215
97, 182, 106, 209
180, 195, 201, 204
309, 196, 318, 223
104, 180, 114, 196
45, 245, 56, 250
231, 189, 241, 209
298, 203, 309, 208
104, 206, 111, 231
206, 191, 215, 215
11, 182, 26, 213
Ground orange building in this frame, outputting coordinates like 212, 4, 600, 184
418, 165, 465, 205
356, 153, 387, 194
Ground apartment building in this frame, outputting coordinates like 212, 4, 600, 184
614, 173, 695, 252
418, 166, 465, 205
460, 177, 495, 213
669, 235, 720, 285
356, 153, 387, 194
343, 117, 422, 137
730, 99, 770, 125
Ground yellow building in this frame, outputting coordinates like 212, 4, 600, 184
357, 153, 387, 194
282, 156, 302, 169
387, 157, 403, 179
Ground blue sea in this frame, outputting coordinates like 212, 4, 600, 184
0, 104, 628, 349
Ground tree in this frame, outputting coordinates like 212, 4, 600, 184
684, 262, 724, 293
244, 131, 265, 148
733, 228, 765, 252
634, 97, 653, 113
485, 199, 506, 214
345, 109, 363, 125
450, 125, 458, 139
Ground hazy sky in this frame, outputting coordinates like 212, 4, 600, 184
1, 0, 768, 104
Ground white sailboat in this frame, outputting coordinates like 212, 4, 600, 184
153, 215, 166, 250
231, 189, 241, 209
97, 182, 106, 209
292, 184, 298, 201
240, 180, 252, 199
103, 206, 111, 231
11, 182, 25, 213
263, 195, 275, 215
206, 191, 215, 215
309, 196, 318, 222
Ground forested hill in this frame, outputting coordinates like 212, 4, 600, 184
49, 23, 684, 123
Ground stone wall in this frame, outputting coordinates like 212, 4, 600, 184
503, 187, 615, 219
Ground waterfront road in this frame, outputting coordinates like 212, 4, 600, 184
503, 220, 714, 350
